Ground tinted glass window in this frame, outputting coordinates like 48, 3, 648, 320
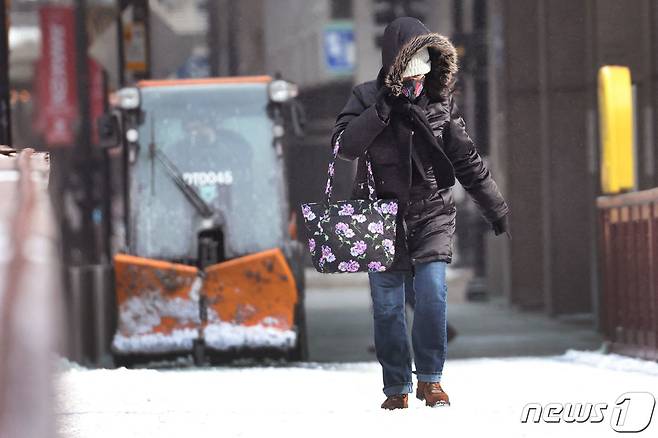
130, 82, 286, 261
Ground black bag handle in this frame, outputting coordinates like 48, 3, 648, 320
325, 132, 377, 204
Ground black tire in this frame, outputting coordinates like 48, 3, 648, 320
287, 255, 309, 362
193, 339, 207, 366
282, 240, 309, 362
112, 351, 189, 368
288, 294, 309, 362
113, 353, 135, 368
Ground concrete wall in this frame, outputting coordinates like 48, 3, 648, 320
263, 0, 332, 88
487, 0, 658, 316
233, 0, 266, 75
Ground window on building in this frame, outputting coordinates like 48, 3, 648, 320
331, 0, 352, 19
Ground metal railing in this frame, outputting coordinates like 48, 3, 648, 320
597, 188, 658, 362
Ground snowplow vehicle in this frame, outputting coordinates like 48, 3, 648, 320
102, 76, 308, 365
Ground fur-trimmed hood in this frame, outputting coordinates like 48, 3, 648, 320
377, 17, 458, 100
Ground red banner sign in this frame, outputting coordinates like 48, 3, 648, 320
35, 5, 106, 148
36, 5, 77, 147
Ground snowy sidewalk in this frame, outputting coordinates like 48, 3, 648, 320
56, 350, 658, 438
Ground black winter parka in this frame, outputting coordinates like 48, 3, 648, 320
330, 17, 509, 271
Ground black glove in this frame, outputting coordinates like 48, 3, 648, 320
492, 215, 511, 239
390, 96, 413, 115
374, 88, 393, 123
375, 88, 411, 122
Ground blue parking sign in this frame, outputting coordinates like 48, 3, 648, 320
324, 21, 355, 74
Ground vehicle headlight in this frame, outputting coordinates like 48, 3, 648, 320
125, 128, 139, 143
117, 87, 141, 110
272, 124, 285, 138
268, 79, 298, 103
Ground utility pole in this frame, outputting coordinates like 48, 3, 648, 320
461, 0, 491, 301
74, 0, 98, 264
0, 0, 11, 146
116, 0, 126, 86
207, 0, 220, 76
207, 0, 238, 76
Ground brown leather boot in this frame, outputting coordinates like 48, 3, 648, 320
416, 381, 450, 407
381, 394, 408, 410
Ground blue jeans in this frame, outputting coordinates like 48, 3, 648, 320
368, 261, 448, 396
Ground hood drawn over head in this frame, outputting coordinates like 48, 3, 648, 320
378, 17, 458, 100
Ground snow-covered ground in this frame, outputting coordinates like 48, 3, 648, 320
56, 350, 658, 438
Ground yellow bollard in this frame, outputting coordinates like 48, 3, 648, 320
597, 66, 635, 194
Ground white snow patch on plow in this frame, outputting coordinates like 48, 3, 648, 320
203, 322, 296, 350
112, 323, 296, 354
112, 328, 197, 354
117, 289, 200, 336
113, 281, 296, 353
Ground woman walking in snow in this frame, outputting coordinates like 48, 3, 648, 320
331, 17, 510, 410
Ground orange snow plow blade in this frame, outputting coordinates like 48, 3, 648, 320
202, 248, 298, 350
112, 249, 299, 355
112, 254, 201, 354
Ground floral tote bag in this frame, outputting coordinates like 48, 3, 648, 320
300, 135, 399, 274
